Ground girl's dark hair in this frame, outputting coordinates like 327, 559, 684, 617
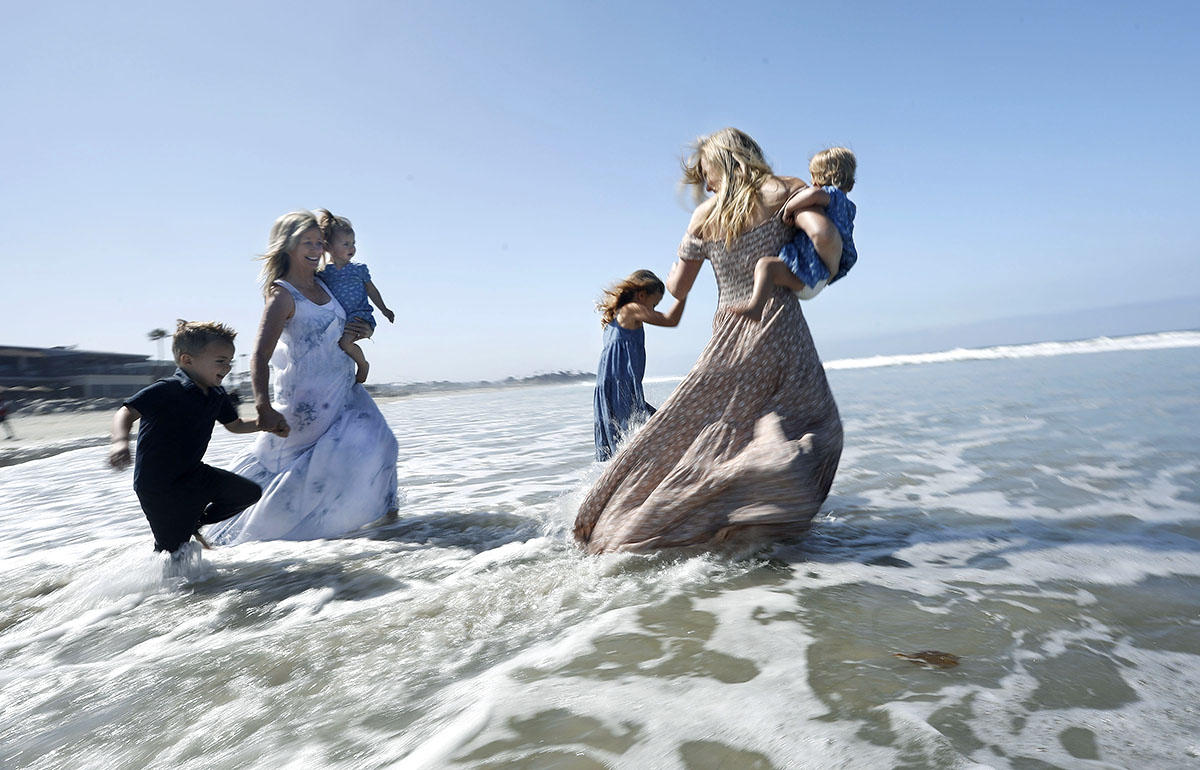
597, 269, 665, 327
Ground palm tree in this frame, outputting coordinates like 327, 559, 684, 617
148, 328, 168, 372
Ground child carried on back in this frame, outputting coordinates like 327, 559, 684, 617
732, 147, 858, 321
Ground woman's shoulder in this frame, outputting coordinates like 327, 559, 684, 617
764, 175, 808, 206
686, 197, 717, 238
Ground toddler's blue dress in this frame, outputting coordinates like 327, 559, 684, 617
317, 262, 376, 328
779, 185, 857, 290
594, 322, 655, 461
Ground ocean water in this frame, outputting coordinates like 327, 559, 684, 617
1, 333, 1198, 769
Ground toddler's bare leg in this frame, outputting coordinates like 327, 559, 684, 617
339, 331, 370, 383
732, 257, 807, 322
792, 208, 843, 279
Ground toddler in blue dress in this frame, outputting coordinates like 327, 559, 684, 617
732, 147, 858, 322
593, 269, 686, 461
314, 209, 394, 383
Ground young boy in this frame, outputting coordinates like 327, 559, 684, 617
733, 147, 858, 322
109, 320, 268, 554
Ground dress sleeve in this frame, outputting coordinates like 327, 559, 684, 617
358, 263, 372, 283
677, 233, 706, 262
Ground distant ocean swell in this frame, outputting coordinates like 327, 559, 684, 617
822, 329, 1200, 371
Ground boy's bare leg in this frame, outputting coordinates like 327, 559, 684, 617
792, 208, 843, 279
732, 257, 808, 322
339, 332, 370, 383
193, 531, 212, 549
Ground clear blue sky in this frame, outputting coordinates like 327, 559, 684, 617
4, 0, 1197, 381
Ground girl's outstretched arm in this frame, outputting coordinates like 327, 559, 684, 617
626, 296, 687, 328
365, 281, 394, 323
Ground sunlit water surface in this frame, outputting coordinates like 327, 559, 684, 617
2, 342, 1198, 769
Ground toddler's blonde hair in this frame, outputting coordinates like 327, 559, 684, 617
809, 147, 856, 192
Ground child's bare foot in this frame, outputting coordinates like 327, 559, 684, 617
730, 303, 764, 323
193, 531, 212, 549
355, 360, 369, 383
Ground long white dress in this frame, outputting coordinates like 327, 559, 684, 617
211, 279, 399, 543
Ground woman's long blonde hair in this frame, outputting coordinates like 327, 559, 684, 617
680, 127, 775, 247
597, 269, 665, 328
257, 210, 319, 295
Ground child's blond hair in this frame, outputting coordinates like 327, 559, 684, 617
172, 319, 237, 361
809, 147, 856, 192
597, 270, 665, 328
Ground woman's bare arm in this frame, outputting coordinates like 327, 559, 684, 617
251, 287, 294, 437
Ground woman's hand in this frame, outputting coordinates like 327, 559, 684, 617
346, 318, 373, 341
257, 405, 291, 437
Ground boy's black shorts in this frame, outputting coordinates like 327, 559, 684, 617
135, 464, 261, 553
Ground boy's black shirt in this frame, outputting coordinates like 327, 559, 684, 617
124, 367, 237, 490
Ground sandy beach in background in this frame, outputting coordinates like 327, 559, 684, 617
3, 409, 115, 445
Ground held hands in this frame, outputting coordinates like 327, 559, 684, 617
256, 406, 291, 438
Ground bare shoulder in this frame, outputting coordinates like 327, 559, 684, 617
265, 284, 296, 316
763, 175, 808, 207
615, 303, 645, 328
687, 197, 716, 238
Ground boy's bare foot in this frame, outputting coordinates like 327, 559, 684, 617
730, 303, 764, 323
355, 360, 369, 383
193, 531, 212, 549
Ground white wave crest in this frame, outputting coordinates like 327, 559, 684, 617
825, 330, 1200, 371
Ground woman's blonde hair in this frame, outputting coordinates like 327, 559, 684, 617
809, 147, 856, 192
257, 210, 319, 295
680, 127, 775, 247
597, 269, 665, 327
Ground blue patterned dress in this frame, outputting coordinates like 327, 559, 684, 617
210, 279, 399, 543
593, 321, 656, 461
316, 261, 376, 328
779, 185, 858, 289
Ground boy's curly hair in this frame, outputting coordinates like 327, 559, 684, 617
172, 319, 237, 360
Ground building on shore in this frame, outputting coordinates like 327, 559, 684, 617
0, 345, 172, 399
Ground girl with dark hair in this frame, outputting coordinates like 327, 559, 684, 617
593, 269, 686, 461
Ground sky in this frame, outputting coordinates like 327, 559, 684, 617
3, 0, 1197, 382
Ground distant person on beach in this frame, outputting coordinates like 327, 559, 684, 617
206, 210, 399, 544
0, 397, 15, 440
314, 209, 394, 383
108, 320, 267, 554
593, 269, 686, 461
731, 147, 858, 322
575, 127, 842, 554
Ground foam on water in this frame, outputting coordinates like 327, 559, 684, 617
1, 343, 1198, 768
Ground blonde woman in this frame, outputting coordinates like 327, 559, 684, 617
574, 128, 843, 554
210, 211, 399, 544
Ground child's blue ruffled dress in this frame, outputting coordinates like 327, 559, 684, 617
779, 185, 858, 293
593, 322, 655, 461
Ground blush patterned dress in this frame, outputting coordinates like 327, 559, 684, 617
211, 279, 399, 543
574, 211, 843, 554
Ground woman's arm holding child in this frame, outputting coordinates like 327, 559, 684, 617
108, 405, 140, 469
365, 281, 394, 323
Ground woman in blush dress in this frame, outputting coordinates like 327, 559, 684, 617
211, 211, 399, 544
574, 128, 843, 554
